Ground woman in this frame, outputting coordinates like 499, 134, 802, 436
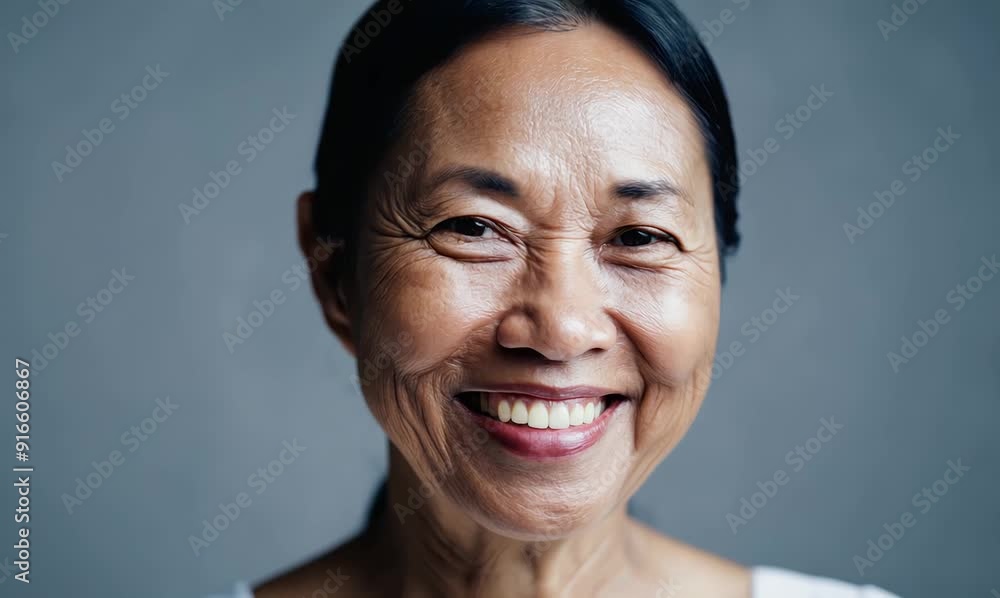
217, 1, 900, 596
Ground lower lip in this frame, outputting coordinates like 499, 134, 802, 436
462, 399, 623, 460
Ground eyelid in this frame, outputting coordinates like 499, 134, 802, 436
430, 217, 683, 253
430, 215, 506, 239
611, 226, 684, 250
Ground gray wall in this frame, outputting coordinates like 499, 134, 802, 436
1, 0, 997, 596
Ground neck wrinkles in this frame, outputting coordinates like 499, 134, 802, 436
372, 445, 639, 598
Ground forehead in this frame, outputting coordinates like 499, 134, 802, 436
407, 23, 711, 201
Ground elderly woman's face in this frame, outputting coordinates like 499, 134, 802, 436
341, 23, 719, 539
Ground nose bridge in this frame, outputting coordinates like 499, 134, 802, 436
537, 246, 601, 311
498, 243, 615, 361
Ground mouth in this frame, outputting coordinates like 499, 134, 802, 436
454, 389, 629, 459
457, 391, 622, 428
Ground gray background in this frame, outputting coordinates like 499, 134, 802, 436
1, 0, 997, 596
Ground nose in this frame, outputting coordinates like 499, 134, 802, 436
496, 251, 617, 362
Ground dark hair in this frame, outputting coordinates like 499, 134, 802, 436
313, 0, 740, 275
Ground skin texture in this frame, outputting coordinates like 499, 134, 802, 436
257, 22, 750, 598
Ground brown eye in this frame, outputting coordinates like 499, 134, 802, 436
434, 217, 493, 237
618, 229, 655, 247
426, 216, 514, 262
613, 228, 676, 248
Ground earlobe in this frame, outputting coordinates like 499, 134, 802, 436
296, 190, 357, 357
324, 297, 357, 358
296, 190, 319, 259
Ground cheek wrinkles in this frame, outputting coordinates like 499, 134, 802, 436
634, 381, 702, 454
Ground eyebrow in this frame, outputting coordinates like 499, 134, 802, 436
612, 179, 690, 207
427, 165, 689, 207
427, 166, 521, 198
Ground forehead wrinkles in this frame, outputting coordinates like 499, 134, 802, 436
414, 52, 668, 149
416, 44, 699, 152
403, 28, 710, 224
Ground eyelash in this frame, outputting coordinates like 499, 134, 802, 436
432, 217, 681, 250
609, 227, 681, 250
431, 216, 501, 239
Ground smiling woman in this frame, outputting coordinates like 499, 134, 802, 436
210, 1, 900, 597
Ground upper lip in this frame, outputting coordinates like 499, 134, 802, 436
463, 383, 624, 401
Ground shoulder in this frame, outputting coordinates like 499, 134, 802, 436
252, 532, 377, 598
752, 566, 901, 597
629, 521, 901, 598
629, 520, 752, 597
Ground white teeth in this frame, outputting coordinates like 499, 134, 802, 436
497, 399, 511, 423
527, 402, 548, 429
511, 400, 529, 424
480, 394, 608, 429
549, 403, 570, 429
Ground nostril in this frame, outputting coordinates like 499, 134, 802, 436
500, 346, 554, 363
496, 300, 616, 362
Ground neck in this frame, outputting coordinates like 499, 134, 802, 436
369, 445, 641, 598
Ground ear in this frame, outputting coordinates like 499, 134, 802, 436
296, 191, 356, 357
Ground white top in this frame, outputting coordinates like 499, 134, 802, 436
210, 567, 901, 597
752, 567, 900, 597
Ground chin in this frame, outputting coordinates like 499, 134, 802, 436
455, 478, 633, 542
422, 394, 644, 541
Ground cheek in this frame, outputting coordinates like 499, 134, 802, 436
353, 247, 514, 456
359, 256, 509, 377
615, 275, 720, 382
614, 274, 720, 450
354, 251, 515, 486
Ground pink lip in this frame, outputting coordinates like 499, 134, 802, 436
460, 396, 625, 460
466, 383, 623, 401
